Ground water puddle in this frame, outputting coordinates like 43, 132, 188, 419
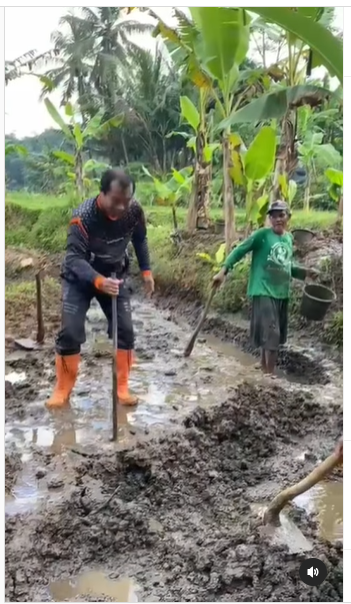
252, 479, 343, 549
201, 334, 255, 368
295, 481, 343, 542
50, 571, 138, 602
6, 371, 26, 384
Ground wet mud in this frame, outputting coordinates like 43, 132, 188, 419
5, 275, 343, 602
155, 292, 336, 386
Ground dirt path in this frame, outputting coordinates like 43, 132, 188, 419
5, 288, 343, 602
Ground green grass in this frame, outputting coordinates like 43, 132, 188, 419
5, 277, 59, 303
6, 191, 338, 229
324, 311, 343, 348
7, 191, 72, 211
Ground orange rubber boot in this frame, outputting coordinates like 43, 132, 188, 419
117, 350, 138, 406
46, 354, 80, 408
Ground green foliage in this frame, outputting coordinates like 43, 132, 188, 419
230, 126, 276, 226
5, 143, 28, 157
244, 126, 276, 181
180, 96, 200, 131
5, 277, 60, 304
324, 311, 343, 347
248, 7, 343, 82
190, 8, 250, 84
196, 243, 226, 271
278, 175, 298, 205
223, 85, 332, 126
325, 168, 343, 203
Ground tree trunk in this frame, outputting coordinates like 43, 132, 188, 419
187, 128, 211, 231
303, 171, 311, 211
162, 137, 167, 174
338, 193, 343, 219
271, 109, 298, 205
121, 134, 129, 166
171, 205, 178, 231
75, 151, 84, 201
222, 133, 235, 255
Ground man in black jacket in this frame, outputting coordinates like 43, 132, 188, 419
47, 169, 154, 408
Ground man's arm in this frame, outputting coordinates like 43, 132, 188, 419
291, 263, 307, 281
223, 230, 262, 273
131, 206, 152, 277
65, 217, 101, 287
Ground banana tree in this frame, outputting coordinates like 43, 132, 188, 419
44, 99, 122, 200
220, 8, 342, 205
231, 126, 276, 232
175, 95, 220, 230
247, 8, 342, 83
53, 154, 110, 198
298, 132, 341, 210
187, 8, 251, 253
152, 10, 217, 232
142, 166, 193, 230
325, 168, 343, 219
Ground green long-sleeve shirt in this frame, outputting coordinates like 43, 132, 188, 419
224, 227, 306, 299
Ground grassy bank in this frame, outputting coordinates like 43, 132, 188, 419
5, 192, 342, 347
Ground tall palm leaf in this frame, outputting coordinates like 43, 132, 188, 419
5, 49, 55, 84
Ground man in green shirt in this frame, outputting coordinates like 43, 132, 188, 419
213, 201, 317, 376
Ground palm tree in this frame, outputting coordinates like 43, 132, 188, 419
69, 8, 152, 113
122, 44, 184, 172
41, 13, 94, 113
5, 49, 55, 84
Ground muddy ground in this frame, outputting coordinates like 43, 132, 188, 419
5, 249, 343, 602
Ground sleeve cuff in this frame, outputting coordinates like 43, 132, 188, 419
94, 275, 105, 290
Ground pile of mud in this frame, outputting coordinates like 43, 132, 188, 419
6, 383, 342, 602
5, 453, 22, 494
5, 354, 51, 419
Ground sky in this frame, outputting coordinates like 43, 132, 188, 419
5, 7, 343, 139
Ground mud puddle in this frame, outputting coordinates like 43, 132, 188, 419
6, 380, 343, 602
6, 299, 268, 516
251, 479, 343, 552
201, 333, 313, 384
50, 571, 138, 602
5, 294, 343, 601
5, 298, 342, 519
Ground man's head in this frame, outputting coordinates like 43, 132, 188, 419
99, 169, 135, 218
267, 200, 291, 235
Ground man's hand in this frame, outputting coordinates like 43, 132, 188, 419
100, 278, 123, 296
213, 268, 227, 289
143, 273, 155, 298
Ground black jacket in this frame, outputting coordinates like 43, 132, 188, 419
62, 196, 151, 284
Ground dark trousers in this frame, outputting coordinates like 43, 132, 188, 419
55, 278, 134, 355
250, 296, 288, 352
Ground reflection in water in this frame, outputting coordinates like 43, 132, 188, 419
203, 334, 255, 368
50, 571, 138, 602
295, 481, 343, 542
